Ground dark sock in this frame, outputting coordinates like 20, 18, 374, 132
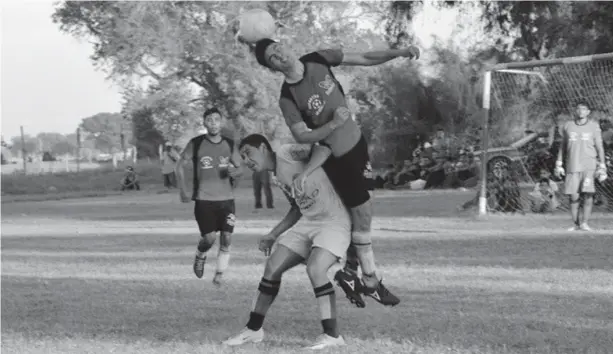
246, 312, 265, 331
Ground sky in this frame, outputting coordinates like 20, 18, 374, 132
1, 1, 123, 141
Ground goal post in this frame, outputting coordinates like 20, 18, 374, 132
479, 52, 613, 215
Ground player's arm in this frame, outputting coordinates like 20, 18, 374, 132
593, 123, 606, 167
281, 98, 347, 144
267, 196, 302, 240
299, 144, 332, 179
556, 124, 566, 164
320, 46, 420, 66
229, 144, 244, 178
175, 141, 193, 196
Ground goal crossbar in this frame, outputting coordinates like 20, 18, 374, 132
487, 52, 613, 71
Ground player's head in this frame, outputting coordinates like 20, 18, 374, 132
239, 134, 274, 172
203, 107, 223, 136
254, 38, 296, 72
575, 101, 591, 119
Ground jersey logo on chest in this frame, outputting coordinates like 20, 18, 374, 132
307, 94, 326, 118
318, 74, 336, 95
200, 156, 214, 169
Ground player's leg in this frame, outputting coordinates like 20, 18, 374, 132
223, 243, 305, 346
193, 200, 218, 278
328, 136, 400, 307
579, 171, 596, 231
303, 226, 350, 349
253, 171, 263, 209
262, 171, 274, 209
213, 200, 236, 285
564, 172, 582, 230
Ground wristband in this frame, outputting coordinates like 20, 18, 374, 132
555, 160, 563, 167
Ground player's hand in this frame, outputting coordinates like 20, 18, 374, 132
596, 163, 608, 182
292, 172, 308, 196
331, 107, 351, 129
553, 161, 565, 178
228, 165, 240, 178
399, 46, 420, 60
258, 234, 276, 256
179, 190, 191, 203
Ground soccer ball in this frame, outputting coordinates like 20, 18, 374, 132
237, 9, 276, 44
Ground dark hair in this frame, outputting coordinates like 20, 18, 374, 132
239, 133, 273, 152
203, 107, 221, 118
539, 177, 549, 184
255, 38, 276, 68
575, 101, 590, 109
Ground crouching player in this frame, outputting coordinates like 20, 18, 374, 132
223, 134, 349, 350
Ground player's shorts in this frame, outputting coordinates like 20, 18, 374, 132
564, 170, 596, 195
194, 199, 236, 235
277, 221, 351, 261
322, 134, 373, 208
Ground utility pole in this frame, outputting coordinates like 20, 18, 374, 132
20, 126, 27, 174
76, 127, 81, 173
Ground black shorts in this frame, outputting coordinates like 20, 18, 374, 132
322, 134, 373, 208
194, 199, 236, 235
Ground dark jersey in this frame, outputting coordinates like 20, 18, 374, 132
189, 135, 235, 201
279, 49, 362, 157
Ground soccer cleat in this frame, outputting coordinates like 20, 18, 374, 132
303, 334, 345, 350
193, 255, 206, 279
567, 225, 579, 231
334, 269, 365, 308
363, 280, 400, 307
579, 223, 593, 231
213, 272, 223, 286
222, 327, 264, 346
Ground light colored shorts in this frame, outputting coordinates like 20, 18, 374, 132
564, 170, 596, 195
276, 221, 351, 260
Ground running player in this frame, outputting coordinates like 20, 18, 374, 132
555, 101, 607, 231
252, 38, 418, 307
223, 134, 350, 350
176, 107, 243, 285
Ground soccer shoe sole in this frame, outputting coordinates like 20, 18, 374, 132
334, 271, 365, 308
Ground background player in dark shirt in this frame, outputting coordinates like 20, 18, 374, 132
176, 107, 243, 285
253, 38, 419, 307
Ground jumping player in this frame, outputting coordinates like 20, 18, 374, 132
252, 38, 419, 307
176, 107, 243, 285
223, 134, 350, 350
555, 101, 607, 231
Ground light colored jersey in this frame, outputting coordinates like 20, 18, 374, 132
274, 144, 350, 223
161, 151, 177, 174
561, 120, 602, 172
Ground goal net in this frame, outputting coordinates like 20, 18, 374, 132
479, 53, 613, 215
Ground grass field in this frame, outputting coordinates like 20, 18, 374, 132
2, 188, 613, 354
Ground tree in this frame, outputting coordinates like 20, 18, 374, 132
80, 112, 130, 153
52, 1, 385, 142
10, 135, 38, 155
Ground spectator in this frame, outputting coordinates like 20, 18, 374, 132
253, 170, 273, 210
528, 170, 560, 213
161, 142, 178, 190
121, 166, 141, 191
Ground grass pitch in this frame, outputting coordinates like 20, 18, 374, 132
2, 188, 612, 354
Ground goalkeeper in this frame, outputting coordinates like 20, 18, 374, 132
554, 101, 607, 231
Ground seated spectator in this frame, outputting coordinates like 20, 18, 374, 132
528, 170, 559, 213
121, 166, 141, 191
